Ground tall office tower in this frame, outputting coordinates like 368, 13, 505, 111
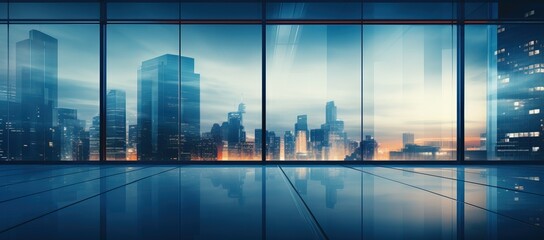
284, 131, 295, 160
137, 54, 200, 161
266, 131, 280, 160
295, 114, 309, 143
128, 124, 138, 149
402, 133, 415, 147
55, 108, 86, 161
106, 89, 126, 160
362, 135, 377, 160
325, 101, 337, 124
320, 101, 347, 159
310, 128, 325, 160
227, 112, 244, 144
255, 129, 263, 157
89, 115, 100, 160
495, 5, 544, 160
295, 130, 308, 158
16, 30, 58, 161
180, 56, 201, 160
227, 111, 244, 159
238, 101, 246, 125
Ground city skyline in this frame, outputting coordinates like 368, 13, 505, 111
1, 21, 541, 161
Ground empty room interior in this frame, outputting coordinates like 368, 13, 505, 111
1, 0, 544, 239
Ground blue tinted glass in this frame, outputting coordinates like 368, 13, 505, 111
9, 3, 99, 20
0, 3, 6, 19
107, 2, 180, 20
363, 25, 457, 161
465, 24, 544, 161
181, 2, 261, 19
7, 25, 99, 161
267, 2, 362, 19
465, 2, 499, 19
363, 2, 456, 20
496, 1, 544, 19
266, 25, 362, 161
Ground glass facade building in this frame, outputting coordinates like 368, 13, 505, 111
0, 0, 543, 162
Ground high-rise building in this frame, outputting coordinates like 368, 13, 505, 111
89, 115, 100, 161
137, 54, 200, 161
320, 101, 347, 159
284, 131, 295, 160
16, 30, 58, 161
55, 108, 87, 161
266, 131, 280, 160
402, 133, 415, 147
106, 89, 126, 160
494, 6, 544, 160
325, 101, 337, 124
295, 115, 309, 142
310, 128, 325, 160
362, 135, 377, 160
295, 130, 308, 159
255, 129, 263, 157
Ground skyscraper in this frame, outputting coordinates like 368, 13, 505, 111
16, 30, 58, 161
89, 115, 100, 161
255, 129, 263, 157
284, 131, 295, 160
326, 101, 337, 124
107, 89, 126, 160
402, 133, 415, 147
320, 101, 347, 159
55, 108, 87, 161
495, 6, 544, 160
295, 114, 309, 142
137, 54, 200, 161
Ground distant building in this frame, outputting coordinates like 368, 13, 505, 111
284, 131, 295, 160
361, 135, 377, 160
402, 133, 415, 147
106, 89, 126, 160
89, 116, 100, 161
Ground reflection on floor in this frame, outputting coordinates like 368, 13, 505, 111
0, 165, 543, 239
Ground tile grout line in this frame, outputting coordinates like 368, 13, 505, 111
0, 166, 113, 188
342, 165, 544, 231
377, 165, 544, 197
0, 165, 80, 178
277, 165, 329, 240
0, 166, 152, 204
0, 166, 179, 234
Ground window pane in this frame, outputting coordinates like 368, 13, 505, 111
363, 1, 455, 20
465, 24, 544, 161
465, 2, 498, 19
181, 2, 261, 20
363, 25, 456, 161
0, 2, 6, 19
9, 2, 100, 20
107, 25, 179, 161
181, 25, 261, 161
107, 2, 180, 20
266, 25, 362, 161
0, 24, 6, 160
267, 2, 362, 20
6, 25, 99, 161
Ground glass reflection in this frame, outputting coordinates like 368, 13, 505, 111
465, 23, 544, 161
363, 25, 457, 161
1, 166, 544, 238
2, 25, 99, 161
266, 25, 362, 161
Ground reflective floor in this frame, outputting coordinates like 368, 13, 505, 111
0, 165, 544, 239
